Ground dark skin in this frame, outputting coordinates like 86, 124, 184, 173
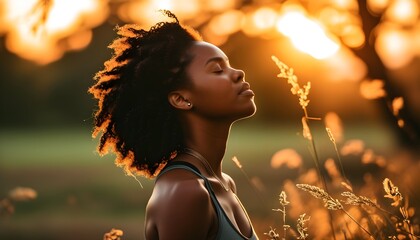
145, 41, 257, 240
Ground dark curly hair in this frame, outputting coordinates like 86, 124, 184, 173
88, 10, 202, 178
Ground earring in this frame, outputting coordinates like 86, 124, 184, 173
187, 102, 192, 107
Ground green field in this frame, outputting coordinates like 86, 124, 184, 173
0, 122, 400, 239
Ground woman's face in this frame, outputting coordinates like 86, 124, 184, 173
184, 41, 256, 122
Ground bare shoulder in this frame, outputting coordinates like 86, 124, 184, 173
222, 172, 238, 193
145, 168, 216, 240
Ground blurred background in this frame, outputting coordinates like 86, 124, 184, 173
0, 0, 419, 239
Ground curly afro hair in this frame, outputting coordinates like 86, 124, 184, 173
88, 10, 202, 178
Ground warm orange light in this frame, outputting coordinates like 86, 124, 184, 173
1, 0, 108, 65
415, 24, 420, 55
208, 10, 243, 36
375, 26, 413, 69
276, 9, 340, 59
241, 11, 265, 37
118, 0, 200, 27
252, 7, 277, 30
385, 0, 419, 26
332, 0, 359, 11
324, 48, 367, 82
367, 0, 390, 14
341, 25, 365, 48
204, 0, 237, 12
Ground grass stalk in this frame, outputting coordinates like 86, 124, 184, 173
340, 208, 375, 239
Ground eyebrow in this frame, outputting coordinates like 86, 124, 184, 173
205, 56, 229, 66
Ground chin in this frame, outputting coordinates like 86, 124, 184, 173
235, 104, 257, 122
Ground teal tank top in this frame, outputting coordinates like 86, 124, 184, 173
157, 162, 258, 240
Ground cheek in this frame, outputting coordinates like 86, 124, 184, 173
194, 84, 255, 119
192, 83, 232, 111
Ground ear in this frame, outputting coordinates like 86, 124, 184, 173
168, 91, 192, 110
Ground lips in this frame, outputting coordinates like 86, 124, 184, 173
239, 82, 255, 96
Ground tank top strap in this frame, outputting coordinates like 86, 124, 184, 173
157, 161, 202, 178
156, 161, 219, 195
155, 161, 258, 240
155, 161, 225, 223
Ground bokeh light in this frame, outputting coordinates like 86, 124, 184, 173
375, 24, 414, 69
276, 7, 340, 59
1, 1, 420, 239
385, 0, 419, 26
0, 0, 108, 65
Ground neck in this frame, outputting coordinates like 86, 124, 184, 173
181, 116, 232, 175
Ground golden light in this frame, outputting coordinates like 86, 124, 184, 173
118, 0, 200, 28
367, 0, 390, 14
324, 48, 367, 82
241, 11, 266, 37
415, 23, 420, 54
1, 0, 108, 65
375, 25, 413, 69
252, 7, 277, 30
204, 10, 243, 45
204, 0, 238, 12
271, 148, 303, 169
359, 79, 387, 100
208, 10, 243, 36
331, 0, 359, 11
324, 112, 344, 143
318, 7, 365, 48
276, 9, 340, 59
341, 24, 365, 48
385, 0, 419, 26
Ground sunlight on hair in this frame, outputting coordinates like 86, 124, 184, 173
125, 169, 144, 189
276, 7, 340, 59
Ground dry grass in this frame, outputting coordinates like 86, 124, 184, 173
264, 56, 420, 240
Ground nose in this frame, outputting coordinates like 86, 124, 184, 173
233, 68, 245, 82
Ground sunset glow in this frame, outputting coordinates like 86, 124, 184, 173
385, 0, 419, 26
0, 0, 108, 65
276, 10, 340, 59
375, 26, 413, 69
0, 0, 418, 70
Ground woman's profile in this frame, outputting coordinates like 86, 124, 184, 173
89, 10, 259, 239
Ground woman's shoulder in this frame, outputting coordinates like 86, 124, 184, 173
145, 166, 217, 239
147, 165, 212, 212
222, 172, 238, 193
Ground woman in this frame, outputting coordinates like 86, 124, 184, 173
89, 10, 258, 240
